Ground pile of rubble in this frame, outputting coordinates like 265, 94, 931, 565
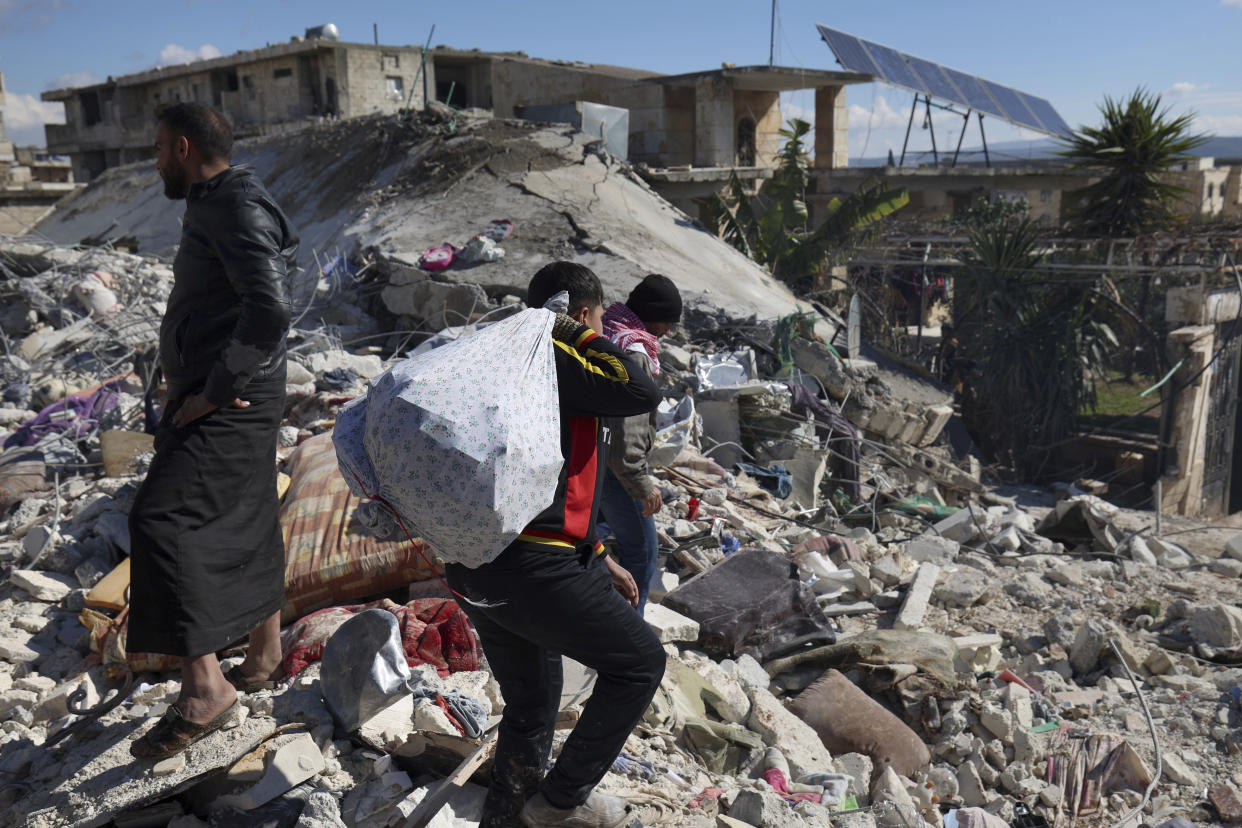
0, 210, 1240, 828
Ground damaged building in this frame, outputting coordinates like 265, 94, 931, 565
41, 25, 431, 182
0, 72, 79, 235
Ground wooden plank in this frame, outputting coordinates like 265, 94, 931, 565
100, 430, 154, 478
401, 729, 498, 828
85, 557, 130, 611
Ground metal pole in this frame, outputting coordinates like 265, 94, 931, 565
1155, 480, 1163, 537
977, 112, 990, 168
769, 0, 777, 66
916, 241, 931, 352
373, 23, 378, 45
925, 96, 938, 165
952, 110, 970, 167
899, 95, 919, 167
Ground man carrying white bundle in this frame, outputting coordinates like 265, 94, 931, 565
445, 262, 663, 828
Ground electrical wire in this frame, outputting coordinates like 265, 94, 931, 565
1107, 638, 1162, 828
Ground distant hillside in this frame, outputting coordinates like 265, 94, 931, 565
851, 136, 1242, 167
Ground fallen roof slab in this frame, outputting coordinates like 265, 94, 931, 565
33, 113, 802, 320
17, 715, 276, 828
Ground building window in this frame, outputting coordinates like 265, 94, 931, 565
242, 75, 256, 101
382, 53, 400, 71
736, 117, 756, 166
274, 67, 293, 80
386, 76, 404, 99
80, 91, 102, 126
1207, 183, 1214, 199
1040, 189, 1053, 203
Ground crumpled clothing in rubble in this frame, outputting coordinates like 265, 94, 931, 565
784, 380, 861, 502
734, 462, 793, 499
4, 380, 122, 449
279, 597, 481, 680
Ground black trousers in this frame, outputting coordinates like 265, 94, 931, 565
446, 543, 665, 827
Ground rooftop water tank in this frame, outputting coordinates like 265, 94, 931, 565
305, 23, 340, 41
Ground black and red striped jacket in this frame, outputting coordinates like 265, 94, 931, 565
515, 320, 659, 556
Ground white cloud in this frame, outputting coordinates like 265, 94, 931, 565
157, 43, 222, 67
1166, 81, 1206, 98
779, 98, 814, 125
1222, 0, 1242, 8
848, 95, 910, 130
44, 70, 101, 91
2, 92, 66, 147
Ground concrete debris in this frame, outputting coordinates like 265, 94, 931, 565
0, 106, 1239, 828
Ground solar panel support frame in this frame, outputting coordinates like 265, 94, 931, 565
897, 91, 994, 168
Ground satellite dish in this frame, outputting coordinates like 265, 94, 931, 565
847, 294, 861, 360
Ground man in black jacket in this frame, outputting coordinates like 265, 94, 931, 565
128, 103, 297, 759
445, 262, 665, 828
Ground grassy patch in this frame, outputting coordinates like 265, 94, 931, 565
1085, 373, 1158, 418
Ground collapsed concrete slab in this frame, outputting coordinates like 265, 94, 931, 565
14, 715, 276, 828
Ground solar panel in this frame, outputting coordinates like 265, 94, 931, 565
901, 55, 966, 106
815, 23, 1072, 138
979, 79, 1044, 132
858, 39, 928, 95
1018, 92, 1073, 136
941, 67, 1008, 120
816, 25, 881, 77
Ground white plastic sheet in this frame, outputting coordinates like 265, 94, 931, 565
693, 349, 757, 390
334, 307, 563, 568
649, 394, 695, 468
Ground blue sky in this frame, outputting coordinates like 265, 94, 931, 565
2, 0, 1240, 161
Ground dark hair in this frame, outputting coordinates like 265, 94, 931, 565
158, 103, 233, 161
527, 261, 604, 314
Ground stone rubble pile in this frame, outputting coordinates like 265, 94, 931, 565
0, 236, 1239, 828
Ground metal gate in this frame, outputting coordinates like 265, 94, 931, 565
1201, 320, 1242, 515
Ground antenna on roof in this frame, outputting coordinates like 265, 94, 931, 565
768, 0, 776, 66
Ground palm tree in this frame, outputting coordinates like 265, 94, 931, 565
1059, 89, 1209, 236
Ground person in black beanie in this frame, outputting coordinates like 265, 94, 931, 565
626, 273, 683, 332
597, 274, 683, 613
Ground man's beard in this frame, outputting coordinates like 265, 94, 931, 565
162, 165, 188, 200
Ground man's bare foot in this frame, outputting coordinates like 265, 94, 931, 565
175, 688, 238, 725
235, 653, 284, 683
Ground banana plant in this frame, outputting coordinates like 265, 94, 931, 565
702, 118, 909, 284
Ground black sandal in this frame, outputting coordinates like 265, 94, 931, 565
225, 664, 282, 693
130, 699, 239, 759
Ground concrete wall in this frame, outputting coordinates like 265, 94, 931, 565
693, 76, 733, 167
340, 44, 426, 115
812, 167, 1081, 225
1225, 166, 1242, 221
490, 59, 637, 119
490, 60, 707, 167
597, 84, 693, 167
1168, 167, 1230, 220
